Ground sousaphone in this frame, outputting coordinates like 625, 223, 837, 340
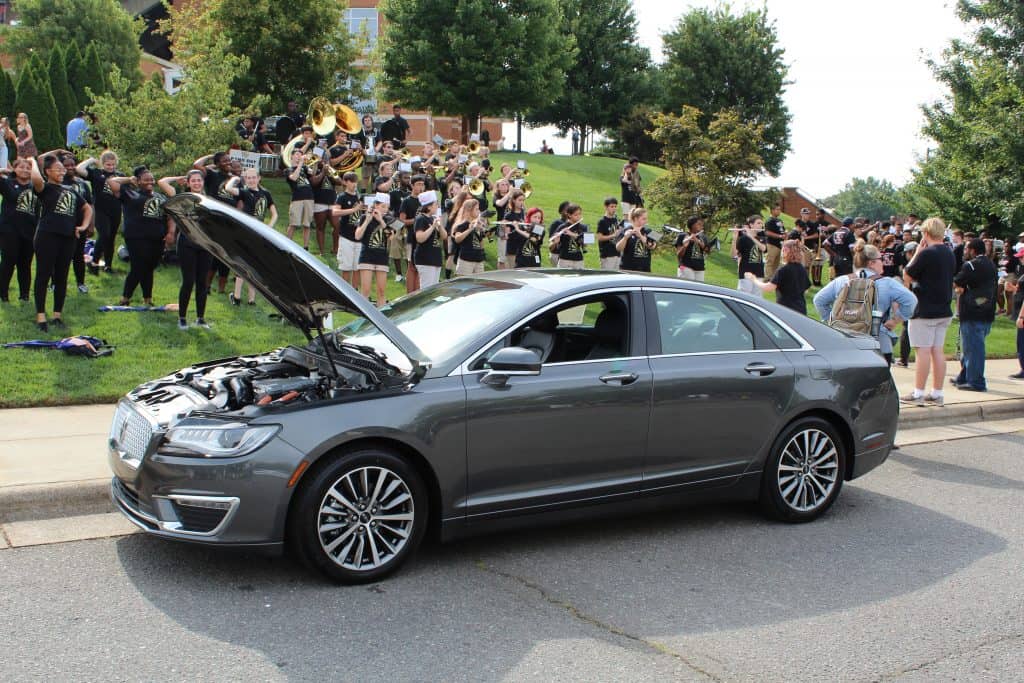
333, 103, 361, 135
308, 97, 336, 136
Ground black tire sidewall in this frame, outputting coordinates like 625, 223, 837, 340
294, 448, 427, 584
761, 417, 846, 523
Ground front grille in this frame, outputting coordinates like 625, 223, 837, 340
110, 402, 154, 465
170, 500, 230, 533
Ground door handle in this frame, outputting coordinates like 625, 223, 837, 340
744, 362, 776, 376
599, 372, 639, 385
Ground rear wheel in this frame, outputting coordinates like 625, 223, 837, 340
760, 417, 845, 523
291, 448, 427, 583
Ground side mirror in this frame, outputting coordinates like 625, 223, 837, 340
480, 346, 542, 387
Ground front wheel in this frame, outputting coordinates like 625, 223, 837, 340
760, 417, 845, 523
291, 449, 427, 583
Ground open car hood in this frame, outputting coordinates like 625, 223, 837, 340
164, 193, 428, 375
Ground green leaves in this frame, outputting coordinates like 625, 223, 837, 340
823, 178, 902, 222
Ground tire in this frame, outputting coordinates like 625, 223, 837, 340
759, 417, 846, 523
290, 448, 427, 583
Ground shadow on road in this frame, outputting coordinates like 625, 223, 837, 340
889, 451, 1024, 491
114, 483, 1006, 680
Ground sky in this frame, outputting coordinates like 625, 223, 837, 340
505, 0, 970, 200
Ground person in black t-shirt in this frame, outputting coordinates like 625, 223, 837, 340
34, 155, 91, 331
616, 207, 657, 272
452, 197, 487, 275
511, 207, 546, 269
355, 195, 392, 305
502, 189, 527, 266
548, 201, 570, 267
109, 166, 171, 308
378, 105, 410, 149
225, 169, 277, 306
952, 238, 998, 391
193, 151, 237, 293
413, 191, 447, 287
736, 215, 767, 298
332, 172, 363, 287
0, 158, 40, 302
596, 197, 621, 271
745, 240, 811, 314
763, 205, 785, 280
157, 170, 213, 329
284, 148, 315, 250
75, 150, 121, 273
901, 217, 957, 406
826, 218, 856, 278
313, 148, 344, 257
550, 203, 586, 269
676, 215, 711, 282
60, 153, 94, 294
398, 175, 426, 293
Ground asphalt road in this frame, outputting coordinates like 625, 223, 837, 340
2, 435, 1022, 682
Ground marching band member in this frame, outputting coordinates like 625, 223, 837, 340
501, 188, 526, 269
0, 158, 40, 303
452, 197, 486, 276
413, 190, 447, 288
355, 192, 392, 306
76, 150, 122, 273
513, 207, 545, 268
107, 166, 165, 309
312, 148, 343, 256
617, 207, 656, 273
398, 174, 426, 292
492, 178, 512, 268
333, 171, 363, 288
158, 170, 212, 329
676, 215, 712, 282
736, 214, 768, 298
596, 197, 621, 271
285, 148, 315, 250
225, 168, 277, 306
550, 203, 585, 270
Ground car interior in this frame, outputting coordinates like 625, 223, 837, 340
473, 294, 630, 369
654, 294, 755, 355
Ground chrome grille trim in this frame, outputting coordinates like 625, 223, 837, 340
109, 400, 157, 469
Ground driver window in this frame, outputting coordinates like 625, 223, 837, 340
472, 294, 631, 370
653, 292, 754, 355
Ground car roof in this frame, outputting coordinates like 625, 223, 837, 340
463, 268, 740, 298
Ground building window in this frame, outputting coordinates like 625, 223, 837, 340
346, 8, 378, 49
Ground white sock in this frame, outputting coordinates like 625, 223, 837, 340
913, 389, 924, 398
931, 389, 944, 398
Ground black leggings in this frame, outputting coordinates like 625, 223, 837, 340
33, 231, 75, 314
94, 207, 121, 268
123, 237, 164, 301
72, 232, 88, 286
0, 231, 33, 301
177, 238, 212, 320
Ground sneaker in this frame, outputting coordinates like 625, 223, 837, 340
195, 318, 211, 329
395, 274, 404, 282
49, 317, 65, 329
923, 393, 945, 406
1009, 372, 1024, 380
899, 392, 925, 406
956, 385, 986, 393
895, 360, 909, 368
178, 319, 189, 330
77, 283, 89, 294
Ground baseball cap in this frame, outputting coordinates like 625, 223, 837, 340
842, 217, 854, 227
903, 241, 918, 253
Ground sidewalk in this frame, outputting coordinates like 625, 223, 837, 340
1, 358, 1023, 525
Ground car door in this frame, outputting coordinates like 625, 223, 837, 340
460, 291, 652, 520
642, 289, 797, 494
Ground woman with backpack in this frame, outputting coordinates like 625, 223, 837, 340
814, 242, 918, 365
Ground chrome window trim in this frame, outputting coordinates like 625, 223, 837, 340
450, 286, 644, 376
642, 287, 815, 352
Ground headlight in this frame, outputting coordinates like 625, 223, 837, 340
159, 422, 279, 458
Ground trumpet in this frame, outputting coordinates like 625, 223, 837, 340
512, 168, 531, 179
468, 178, 486, 196
467, 140, 481, 155
520, 181, 533, 199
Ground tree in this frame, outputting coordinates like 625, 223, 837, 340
47, 47, 79, 129
0, 68, 15, 120
81, 43, 109, 104
380, 0, 570, 140
65, 40, 86, 109
661, 5, 791, 175
646, 106, 775, 229
907, 1, 1024, 232
14, 68, 61, 153
607, 105, 663, 163
822, 177, 903, 221
0, 0, 142, 85
526, 0, 649, 151
87, 31, 250, 177
164, 0, 360, 114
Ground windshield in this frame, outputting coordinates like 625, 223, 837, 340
335, 279, 548, 371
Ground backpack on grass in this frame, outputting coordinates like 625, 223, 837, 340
829, 273, 881, 335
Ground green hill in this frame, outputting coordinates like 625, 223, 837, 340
0, 153, 1015, 406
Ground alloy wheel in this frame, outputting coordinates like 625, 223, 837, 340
776, 428, 840, 513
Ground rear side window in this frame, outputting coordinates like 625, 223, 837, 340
652, 292, 754, 354
743, 305, 803, 350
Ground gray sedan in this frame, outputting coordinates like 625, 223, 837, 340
108, 194, 898, 583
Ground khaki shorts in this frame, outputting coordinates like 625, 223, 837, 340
908, 316, 952, 348
418, 265, 442, 287
599, 256, 620, 271
456, 259, 485, 275
405, 243, 413, 262
289, 199, 314, 228
560, 259, 584, 270
678, 266, 705, 282
387, 233, 405, 260
737, 278, 763, 298
337, 238, 362, 271
358, 263, 389, 273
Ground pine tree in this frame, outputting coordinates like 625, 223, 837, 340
81, 42, 108, 104
65, 40, 86, 108
0, 69, 16, 120
14, 67, 61, 153
48, 46, 79, 129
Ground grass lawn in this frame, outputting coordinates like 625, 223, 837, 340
0, 152, 1016, 407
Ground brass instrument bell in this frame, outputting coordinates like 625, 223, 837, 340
308, 97, 336, 136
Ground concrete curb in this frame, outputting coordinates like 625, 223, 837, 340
2, 399, 1022, 525
0, 479, 112, 524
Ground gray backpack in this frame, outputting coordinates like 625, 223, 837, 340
829, 273, 881, 334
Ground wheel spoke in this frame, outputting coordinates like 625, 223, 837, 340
378, 522, 410, 539
327, 487, 359, 514
372, 528, 397, 554
381, 491, 411, 510
374, 512, 414, 522
366, 527, 382, 566
324, 524, 357, 554
367, 470, 387, 508
352, 534, 366, 568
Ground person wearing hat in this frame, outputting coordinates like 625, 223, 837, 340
412, 190, 447, 288
825, 217, 856, 278
355, 191, 393, 306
